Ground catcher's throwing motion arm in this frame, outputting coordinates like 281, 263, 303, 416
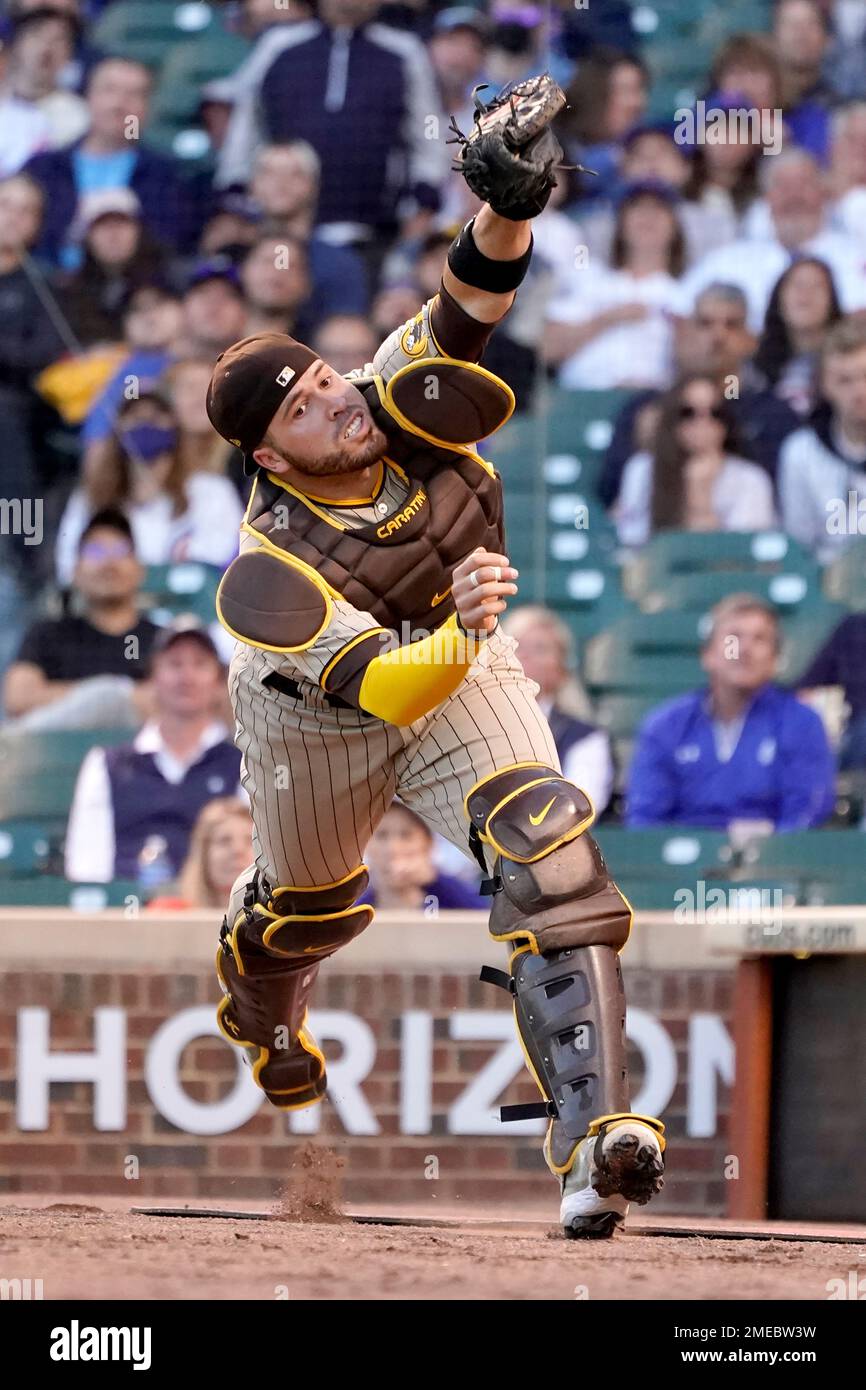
441, 74, 568, 326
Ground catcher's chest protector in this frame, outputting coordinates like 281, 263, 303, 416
244, 362, 510, 631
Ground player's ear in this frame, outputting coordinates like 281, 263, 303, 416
252, 441, 288, 474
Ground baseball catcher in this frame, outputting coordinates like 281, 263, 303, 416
206, 75, 665, 1237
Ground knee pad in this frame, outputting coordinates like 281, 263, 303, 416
465, 763, 632, 954
227, 864, 373, 970
216, 866, 372, 1109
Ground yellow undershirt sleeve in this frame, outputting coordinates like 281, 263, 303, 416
357, 612, 490, 725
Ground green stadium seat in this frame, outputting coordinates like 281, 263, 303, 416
583, 616, 704, 694
643, 568, 822, 617
0, 879, 141, 909
0, 820, 52, 876
823, 543, 866, 610
0, 730, 130, 821
624, 530, 819, 600
151, 31, 250, 126
538, 566, 633, 642
593, 826, 734, 878
145, 122, 215, 170
594, 692, 662, 739
799, 879, 866, 906
142, 562, 221, 625
537, 386, 632, 456
92, 1, 222, 70
740, 830, 866, 880
607, 877, 687, 912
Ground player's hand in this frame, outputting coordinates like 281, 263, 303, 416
452, 547, 518, 634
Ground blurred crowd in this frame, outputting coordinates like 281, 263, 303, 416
1, 0, 866, 905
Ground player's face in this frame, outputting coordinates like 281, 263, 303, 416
258, 359, 389, 478
702, 612, 779, 694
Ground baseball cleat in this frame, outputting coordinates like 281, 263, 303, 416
557, 1118, 665, 1239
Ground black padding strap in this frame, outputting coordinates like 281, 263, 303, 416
468, 822, 488, 874
500, 1101, 556, 1123
262, 669, 356, 712
447, 217, 533, 294
479, 964, 512, 992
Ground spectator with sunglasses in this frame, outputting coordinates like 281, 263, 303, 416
3, 509, 159, 729
614, 372, 776, 546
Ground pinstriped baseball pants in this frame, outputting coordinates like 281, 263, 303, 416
228, 629, 560, 892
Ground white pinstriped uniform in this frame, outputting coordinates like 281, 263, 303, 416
226, 299, 560, 891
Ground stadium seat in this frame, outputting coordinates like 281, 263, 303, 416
151, 32, 251, 126
823, 543, 866, 610
92, 1, 222, 70
643, 569, 823, 617
0, 820, 53, 877
142, 562, 222, 626
0, 730, 130, 821
594, 692, 662, 739
584, 616, 704, 694
537, 386, 632, 458
624, 530, 819, 601
545, 567, 633, 642
0, 879, 140, 909
740, 830, 866, 880
593, 825, 734, 878
606, 877, 687, 912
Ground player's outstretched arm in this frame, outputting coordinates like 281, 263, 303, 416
441, 74, 566, 326
442, 206, 532, 325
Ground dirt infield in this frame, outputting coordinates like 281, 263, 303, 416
3, 1198, 864, 1301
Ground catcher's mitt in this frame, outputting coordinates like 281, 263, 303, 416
448, 73, 589, 221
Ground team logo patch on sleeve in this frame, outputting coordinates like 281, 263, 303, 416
400, 314, 428, 358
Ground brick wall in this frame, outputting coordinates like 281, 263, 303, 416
0, 945, 735, 1215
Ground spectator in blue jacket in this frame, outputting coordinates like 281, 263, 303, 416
626, 594, 835, 830
23, 56, 199, 268
216, 0, 448, 253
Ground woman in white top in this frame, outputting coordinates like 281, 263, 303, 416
56, 388, 243, 586
543, 182, 687, 391
615, 373, 777, 547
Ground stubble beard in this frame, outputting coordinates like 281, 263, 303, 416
294, 421, 390, 477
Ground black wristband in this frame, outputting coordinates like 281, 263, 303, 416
456, 612, 498, 641
447, 218, 533, 294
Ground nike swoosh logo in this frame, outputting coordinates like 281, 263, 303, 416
529, 797, 557, 827
430, 588, 452, 607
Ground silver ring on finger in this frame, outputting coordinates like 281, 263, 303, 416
493, 566, 501, 583
469, 569, 480, 588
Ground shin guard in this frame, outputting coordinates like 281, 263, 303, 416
216, 865, 372, 1109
